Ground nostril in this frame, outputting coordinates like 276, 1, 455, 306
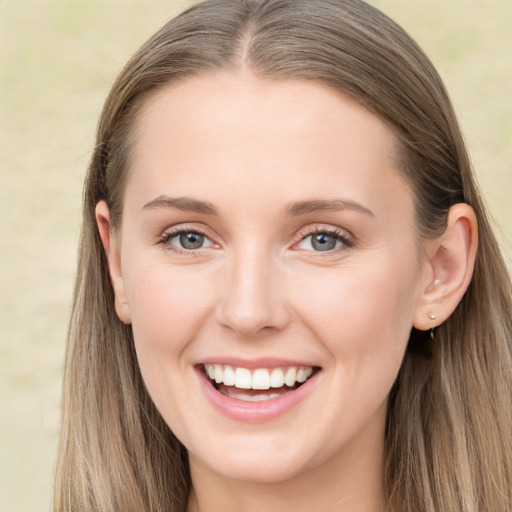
215, 299, 291, 336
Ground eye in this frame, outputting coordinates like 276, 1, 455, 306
158, 228, 216, 253
295, 228, 352, 252
173, 231, 205, 250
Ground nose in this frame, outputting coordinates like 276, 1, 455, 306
215, 247, 291, 337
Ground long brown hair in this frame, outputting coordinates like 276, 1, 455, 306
53, 1, 512, 510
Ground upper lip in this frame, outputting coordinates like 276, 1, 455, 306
197, 357, 320, 369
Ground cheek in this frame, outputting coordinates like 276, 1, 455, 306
290, 255, 419, 359
122, 260, 217, 431
124, 259, 214, 363
289, 260, 419, 439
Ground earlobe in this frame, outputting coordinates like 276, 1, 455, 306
95, 201, 131, 325
413, 203, 478, 331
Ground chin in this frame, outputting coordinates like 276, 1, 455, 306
197, 453, 311, 485
187, 431, 323, 485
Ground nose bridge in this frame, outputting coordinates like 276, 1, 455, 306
216, 241, 289, 336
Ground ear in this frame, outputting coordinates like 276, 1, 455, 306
95, 201, 131, 324
413, 203, 478, 331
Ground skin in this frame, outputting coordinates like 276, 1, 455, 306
97, 72, 478, 512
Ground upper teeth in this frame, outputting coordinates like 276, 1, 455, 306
204, 364, 313, 390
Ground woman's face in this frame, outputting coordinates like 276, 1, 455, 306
109, 73, 431, 484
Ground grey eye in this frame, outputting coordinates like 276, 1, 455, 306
310, 233, 338, 251
176, 232, 205, 250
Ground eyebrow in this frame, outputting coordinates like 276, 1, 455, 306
142, 196, 219, 215
142, 195, 373, 217
283, 198, 374, 217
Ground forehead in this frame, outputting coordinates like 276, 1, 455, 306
133, 72, 396, 161
125, 73, 413, 222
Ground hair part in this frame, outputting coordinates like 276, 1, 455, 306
54, 1, 512, 511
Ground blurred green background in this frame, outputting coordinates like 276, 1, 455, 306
0, 1, 510, 511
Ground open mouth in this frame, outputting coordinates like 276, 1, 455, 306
202, 363, 320, 402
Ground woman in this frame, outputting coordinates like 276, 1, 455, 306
53, 0, 512, 511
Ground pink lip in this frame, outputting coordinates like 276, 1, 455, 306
195, 364, 320, 423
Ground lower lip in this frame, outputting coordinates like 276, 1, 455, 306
196, 366, 320, 423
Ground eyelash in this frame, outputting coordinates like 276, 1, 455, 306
295, 226, 354, 253
157, 226, 213, 255
157, 225, 354, 255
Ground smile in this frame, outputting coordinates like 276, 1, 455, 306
203, 364, 318, 402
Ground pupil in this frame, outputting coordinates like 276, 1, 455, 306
312, 234, 336, 251
180, 232, 204, 249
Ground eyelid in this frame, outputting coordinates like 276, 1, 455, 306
157, 223, 220, 252
292, 224, 355, 251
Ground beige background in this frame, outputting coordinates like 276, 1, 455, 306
0, 1, 510, 511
